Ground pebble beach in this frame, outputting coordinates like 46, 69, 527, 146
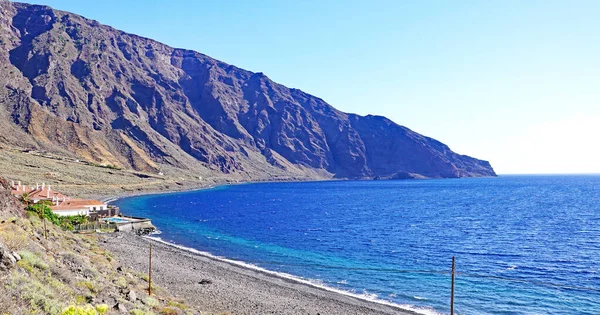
101, 233, 416, 315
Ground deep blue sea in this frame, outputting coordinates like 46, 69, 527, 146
112, 176, 600, 314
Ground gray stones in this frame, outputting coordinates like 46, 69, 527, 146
0, 242, 17, 271
127, 289, 137, 302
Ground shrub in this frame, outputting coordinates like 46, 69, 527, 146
115, 277, 127, 288
76, 281, 99, 294
75, 295, 87, 305
144, 296, 159, 308
159, 307, 180, 315
61, 305, 98, 315
95, 304, 109, 314
61, 220, 74, 231
18, 250, 49, 271
0, 229, 29, 251
167, 301, 187, 310
61, 215, 89, 226
9, 274, 63, 314
47, 273, 70, 293
26, 203, 61, 226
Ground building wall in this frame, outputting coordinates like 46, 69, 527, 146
53, 209, 90, 216
85, 205, 107, 211
116, 219, 155, 232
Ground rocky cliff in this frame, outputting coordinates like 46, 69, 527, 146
0, 1, 495, 180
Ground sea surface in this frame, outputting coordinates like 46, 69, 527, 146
112, 176, 600, 314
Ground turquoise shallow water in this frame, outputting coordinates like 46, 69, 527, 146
113, 176, 600, 314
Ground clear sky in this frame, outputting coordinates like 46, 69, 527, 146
27, 0, 600, 174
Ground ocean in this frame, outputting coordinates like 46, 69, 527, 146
112, 175, 600, 314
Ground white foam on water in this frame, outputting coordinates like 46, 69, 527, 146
144, 236, 445, 315
149, 230, 162, 236
103, 197, 118, 204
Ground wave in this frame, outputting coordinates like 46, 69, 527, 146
144, 236, 444, 315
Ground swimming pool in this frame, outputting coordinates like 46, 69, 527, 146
101, 217, 130, 223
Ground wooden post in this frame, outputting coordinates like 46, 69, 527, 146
43, 218, 48, 240
450, 256, 455, 315
148, 243, 153, 295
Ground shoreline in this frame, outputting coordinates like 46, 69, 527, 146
99, 177, 338, 204
100, 232, 433, 315
145, 235, 441, 315
101, 180, 447, 314
100, 175, 503, 204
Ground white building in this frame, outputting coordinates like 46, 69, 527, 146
10, 180, 108, 217
51, 199, 108, 216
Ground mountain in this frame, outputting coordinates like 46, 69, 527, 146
0, 1, 495, 180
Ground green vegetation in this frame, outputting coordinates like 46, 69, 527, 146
18, 250, 49, 271
60, 304, 109, 315
143, 296, 159, 308
166, 301, 187, 310
95, 304, 109, 314
19, 192, 30, 205
25, 201, 51, 239
0, 226, 28, 250
25, 202, 88, 231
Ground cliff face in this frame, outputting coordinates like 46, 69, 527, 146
0, 1, 496, 179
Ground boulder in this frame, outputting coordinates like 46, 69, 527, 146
127, 290, 137, 302
0, 242, 16, 271
113, 302, 127, 313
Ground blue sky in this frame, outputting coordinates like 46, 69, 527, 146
28, 0, 600, 174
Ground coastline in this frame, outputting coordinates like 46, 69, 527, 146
101, 180, 447, 314
100, 177, 340, 204
100, 232, 430, 315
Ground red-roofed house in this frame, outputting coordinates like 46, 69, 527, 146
10, 181, 67, 203
10, 180, 110, 217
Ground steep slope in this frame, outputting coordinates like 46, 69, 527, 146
0, 177, 200, 314
0, 1, 495, 179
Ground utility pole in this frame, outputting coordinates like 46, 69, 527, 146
148, 243, 153, 295
450, 256, 455, 315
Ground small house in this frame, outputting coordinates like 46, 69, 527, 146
50, 199, 108, 217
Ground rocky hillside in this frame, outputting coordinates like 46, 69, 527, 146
0, 1, 495, 180
0, 176, 200, 314
0, 177, 25, 218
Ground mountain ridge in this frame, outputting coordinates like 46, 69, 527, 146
0, 1, 496, 180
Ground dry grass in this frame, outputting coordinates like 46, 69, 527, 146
0, 214, 200, 314
0, 148, 214, 199
0, 222, 29, 251
0, 147, 322, 199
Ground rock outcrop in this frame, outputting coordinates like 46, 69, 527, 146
0, 1, 496, 179
0, 177, 24, 219
0, 242, 17, 271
